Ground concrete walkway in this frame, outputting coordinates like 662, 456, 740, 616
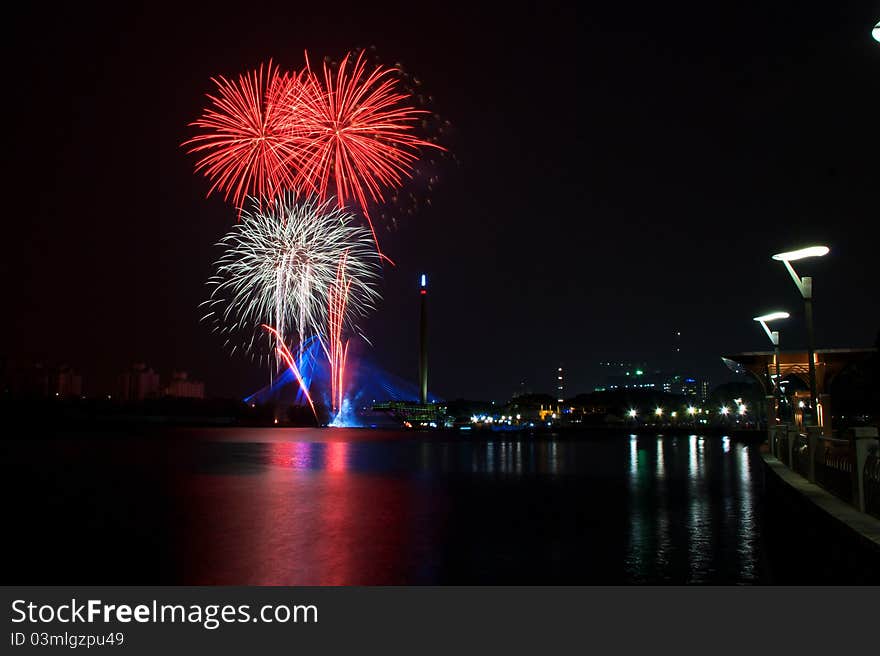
761, 453, 880, 549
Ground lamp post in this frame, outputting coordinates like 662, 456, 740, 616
771, 246, 829, 424
754, 311, 790, 422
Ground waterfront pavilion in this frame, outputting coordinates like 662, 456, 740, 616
722, 348, 876, 436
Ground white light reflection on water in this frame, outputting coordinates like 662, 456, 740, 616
656, 437, 665, 480
626, 435, 647, 579
655, 437, 671, 577
629, 435, 638, 477
687, 435, 710, 582
737, 443, 757, 579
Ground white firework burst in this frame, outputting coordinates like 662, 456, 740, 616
202, 192, 382, 364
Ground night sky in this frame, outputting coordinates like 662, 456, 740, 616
5, 1, 879, 401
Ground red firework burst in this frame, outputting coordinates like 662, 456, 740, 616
184, 61, 301, 212
285, 51, 444, 257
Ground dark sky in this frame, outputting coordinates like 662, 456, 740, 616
5, 1, 880, 401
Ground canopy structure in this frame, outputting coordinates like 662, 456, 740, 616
721, 348, 876, 435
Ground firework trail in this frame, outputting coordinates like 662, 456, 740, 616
183, 62, 303, 213
201, 193, 382, 379
325, 252, 352, 414
262, 324, 317, 420
286, 50, 444, 259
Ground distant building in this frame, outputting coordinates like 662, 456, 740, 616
597, 364, 707, 400
118, 363, 160, 401
164, 371, 205, 399
50, 365, 82, 398
600, 365, 661, 391
556, 366, 564, 404
1, 360, 49, 398
1, 360, 84, 399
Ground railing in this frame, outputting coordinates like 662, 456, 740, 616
777, 432, 790, 466
767, 425, 879, 519
815, 445, 854, 505
865, 453, 880, 520
792, 435, 809, 478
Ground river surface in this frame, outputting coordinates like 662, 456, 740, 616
2, 428, 771, 584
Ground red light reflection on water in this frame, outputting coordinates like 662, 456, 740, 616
179, 439, 433, 584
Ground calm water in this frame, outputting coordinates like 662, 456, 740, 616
1, 428, 769, 584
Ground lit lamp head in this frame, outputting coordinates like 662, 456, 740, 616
771, 245, 829, 298
873, 21, 880, 43
771, 246, 830, 262
753, 311, 790, 346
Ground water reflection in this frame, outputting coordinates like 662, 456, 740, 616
180, 429, 762, 584
623, 434, 759, 584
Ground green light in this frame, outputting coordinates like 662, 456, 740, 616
635, 369, 643, 376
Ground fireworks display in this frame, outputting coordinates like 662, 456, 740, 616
187, 50, 446, 422
183, 62, 299, 213
201, 193, 381, 368
185, 51, 443, 253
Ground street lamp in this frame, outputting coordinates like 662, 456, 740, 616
873, 21, 880, 43
771, 245, 829, 422
754, 311, 790, 421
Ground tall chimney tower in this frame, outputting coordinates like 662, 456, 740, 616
419, 274, 428, 405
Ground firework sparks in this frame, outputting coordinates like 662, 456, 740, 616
184, 61, 302, 213
201, 193, 381, 374
285, 51, 444, 257
186, 52, 445, 257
